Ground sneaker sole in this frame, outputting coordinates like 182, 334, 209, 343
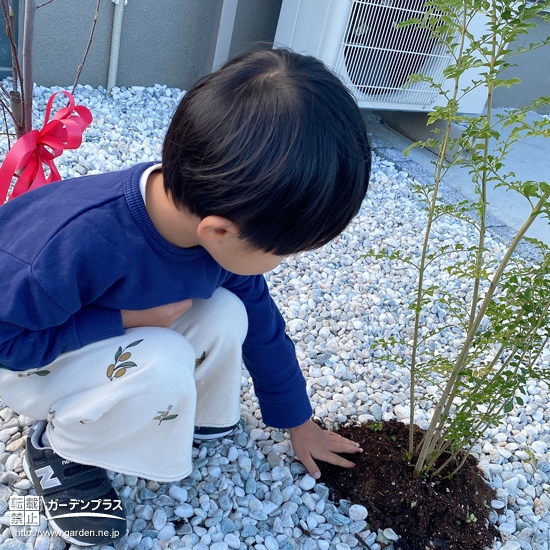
23, 451, 127, 547
193, 428, 236, 441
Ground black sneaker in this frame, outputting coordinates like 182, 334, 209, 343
23, 421, 127, 547
193, 423, 239, 440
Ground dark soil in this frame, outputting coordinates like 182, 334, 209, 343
318, 420, 498, 550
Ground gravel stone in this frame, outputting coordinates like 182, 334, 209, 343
224, 533, 241, 549
152, 508, 167, 530
168, 484, 188, 502
220, 517, 236, 534
383, 528, 400, 541
175, 504, 194, 518
298, 474, 317, 491
348, 504, 368, 522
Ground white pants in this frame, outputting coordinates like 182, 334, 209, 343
0, 288, 247, 482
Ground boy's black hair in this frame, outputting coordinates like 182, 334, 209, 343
162, 48, 371, 256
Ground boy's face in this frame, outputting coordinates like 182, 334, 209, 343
146, 173, 287, 274
195, 215, 286, 276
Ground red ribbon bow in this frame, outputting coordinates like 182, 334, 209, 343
0, 91, 93, 202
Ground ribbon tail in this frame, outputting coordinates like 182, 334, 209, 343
0, 131, 39, 202
44, 159, 62, 184
8, 157, 42, 201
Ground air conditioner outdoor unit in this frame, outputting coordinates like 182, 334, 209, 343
274, 0, 487, 113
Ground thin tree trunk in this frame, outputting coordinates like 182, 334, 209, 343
21, 0, 36, 135
1, 0, 23, 136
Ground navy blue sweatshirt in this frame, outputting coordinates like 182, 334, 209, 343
0, 163, 312, 428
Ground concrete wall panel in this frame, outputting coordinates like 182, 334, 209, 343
493, 17, 550, 114
229, 0, 282, 59
31, 0, 223, 90
33, 0, 114, 88
116, 0, 222, 90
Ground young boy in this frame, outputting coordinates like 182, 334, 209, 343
0, 49, 371, 546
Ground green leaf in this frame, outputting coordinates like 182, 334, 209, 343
493, 77, 521, 89
197, 351, 207, 363
163, 414, 179, 421
115, 346, 123, 362
126, 339, 144, 348
36, 370, 50, 376
503, 401, 514, 413
117, 361, 137, 369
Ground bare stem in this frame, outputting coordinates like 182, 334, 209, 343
0, 102, 11, 149
410, 0, 469, 466
0, 82, 11, 100
71, 0, 101, 94
438, 438, 479, 480
21, 0, 37, 135
416, 0, 500, 473
7, 0, 19, 91
1, 0, 20, 89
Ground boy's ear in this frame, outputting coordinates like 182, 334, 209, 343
197, 216, 240, 242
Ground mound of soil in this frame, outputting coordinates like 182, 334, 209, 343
318, 420, 498, 550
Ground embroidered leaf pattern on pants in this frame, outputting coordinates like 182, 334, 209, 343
154, 405, 178, 425
18, 368, 50, 378
195, 351, 207, 368
107, 339, 143, 380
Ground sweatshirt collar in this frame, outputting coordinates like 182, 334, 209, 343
124, 163, 209, 262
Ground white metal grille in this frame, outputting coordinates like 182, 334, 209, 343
334, 0, 454, 106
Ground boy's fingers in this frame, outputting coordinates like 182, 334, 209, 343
327, 434, 363, 454
321, 452, 356, 470
330, 442, 363, 454
300, 454, 321, 479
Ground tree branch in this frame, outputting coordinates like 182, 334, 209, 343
0, 102, 12, 150
72, 0, 101, 94
1, 0, 23, 95
21, 0, 36, 135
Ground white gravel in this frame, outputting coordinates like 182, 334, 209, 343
0, 84, 548, 550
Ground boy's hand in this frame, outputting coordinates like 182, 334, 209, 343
121, 299, 193, 328
289, 418, 362, 479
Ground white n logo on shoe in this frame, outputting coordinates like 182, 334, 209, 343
35, 466, 61, 489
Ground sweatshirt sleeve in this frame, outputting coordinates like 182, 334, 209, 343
222, 274, 312, 429
0, 251, 124, 371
